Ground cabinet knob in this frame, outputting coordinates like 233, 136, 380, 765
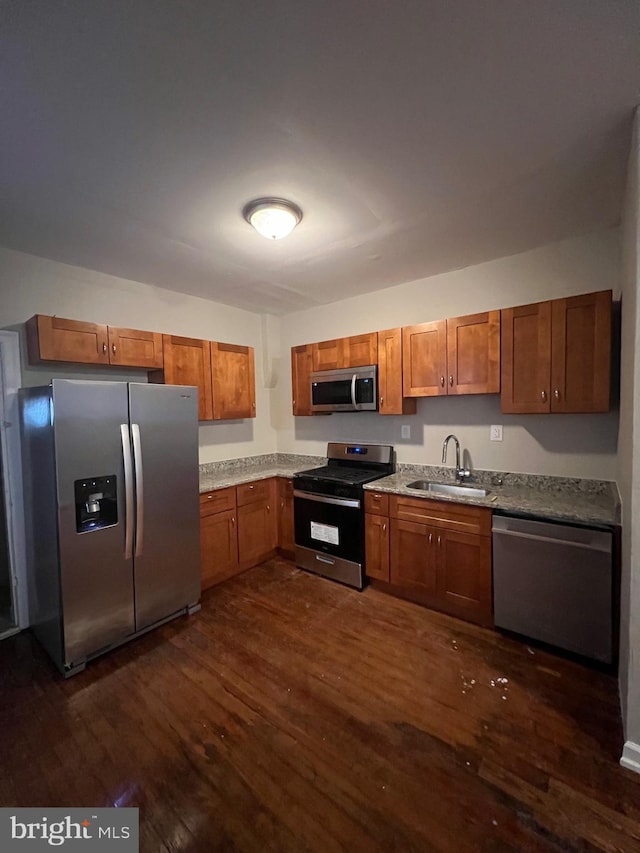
252, 402, 256, 408
380, 396, 384, 406
440, 376, 445, 387
428, 532, 433, 544
267, 504, 270, 512
249, 485, 254, 489
382, 523, 386, 531
231, 516, 235, 525
554, 389, 560, 399
292, 400, 296, 406
541, 390, 547, 401
437, 535, 442, 546
102, 343, 107, 354
112, 344, 116, 355
207, 494, 213, 500
449, 376, 453, 387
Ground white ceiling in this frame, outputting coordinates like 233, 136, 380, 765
1, 1, 639, 315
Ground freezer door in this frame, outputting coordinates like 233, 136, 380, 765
129, 384, 200, 630
52, 380, 135, 666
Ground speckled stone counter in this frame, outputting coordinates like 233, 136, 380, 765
199, 453, 324, 493
364, 466, 620, 527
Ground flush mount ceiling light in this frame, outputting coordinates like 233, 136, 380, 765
243, 197, 302, 240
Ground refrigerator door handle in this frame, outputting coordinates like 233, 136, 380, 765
132, 423, 144, 557
120, 424, 134, 560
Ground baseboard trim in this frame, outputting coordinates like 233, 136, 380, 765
620, 741, 640, 775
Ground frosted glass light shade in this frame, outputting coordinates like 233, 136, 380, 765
243, 198, 302, 240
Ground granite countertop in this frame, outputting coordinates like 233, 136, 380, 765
199, 453, 323, 494
364, 470, 620, 528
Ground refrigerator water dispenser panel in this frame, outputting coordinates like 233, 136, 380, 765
75, 475, 118, 533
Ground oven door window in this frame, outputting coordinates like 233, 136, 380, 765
294, 496, 363, 563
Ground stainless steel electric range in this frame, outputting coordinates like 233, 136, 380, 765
293, 442, 395, 589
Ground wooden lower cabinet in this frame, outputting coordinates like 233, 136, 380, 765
366, 494, 493, 627
200, 478, 279, 589
365, 513, 390, 582
200, 509, 238, 590
237, 492, 277, 570
277, 478, 295, 556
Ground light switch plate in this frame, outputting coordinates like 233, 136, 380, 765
490, 424, 503, 441
401, 424, 411, 439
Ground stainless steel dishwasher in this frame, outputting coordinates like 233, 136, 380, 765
492, 515, 613, 663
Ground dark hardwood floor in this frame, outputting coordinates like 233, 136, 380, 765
1, 558, 639, 852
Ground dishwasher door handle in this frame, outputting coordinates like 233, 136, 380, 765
493, 528, 610, 552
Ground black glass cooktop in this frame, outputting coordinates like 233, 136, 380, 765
295, 465, 385, 487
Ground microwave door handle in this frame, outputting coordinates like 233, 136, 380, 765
351, 374, 357, 408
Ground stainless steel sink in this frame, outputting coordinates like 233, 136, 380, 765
406, 480, 490, 498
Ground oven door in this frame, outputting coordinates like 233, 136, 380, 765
293, 490, 365, 587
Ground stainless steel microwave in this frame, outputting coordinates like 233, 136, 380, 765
310, 365, 377, 412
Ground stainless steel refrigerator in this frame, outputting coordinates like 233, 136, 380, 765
20, 379, 201, 676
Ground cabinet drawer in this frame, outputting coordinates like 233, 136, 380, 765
390, 494, 491, 536
278, 477, 294, 498
200, 487, 236, 517
236, 478, 273, 506
365, 491, 389, 516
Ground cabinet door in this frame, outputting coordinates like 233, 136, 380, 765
210, 342, 256, 419
501, 302, 551, 414
390, 518, 438, 602
107, 326, 164, 369
313, 338, 343, 371
447, 311, 500, 395
200, 509, 239, 590
237, 496, 277, 569
402, 321, 447, 397
26, 314, 109, 365
365, 513, 390, 581
436, 530, 493, 627
378, 328, 417, 415
157, 335, 213, 421
277, 478, 295, 555
550, 290, 611, 413
291, 344, 314, 416
343, 333, 378, 367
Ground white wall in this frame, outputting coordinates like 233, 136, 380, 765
0, 247, 278, 463
276, 229, 621, 480
618, 108, 640, 769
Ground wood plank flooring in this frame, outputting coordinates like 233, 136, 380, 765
1, 558, 639, 852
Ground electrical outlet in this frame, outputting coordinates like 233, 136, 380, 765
490, 424, 503, 442
401, 424, 411, 439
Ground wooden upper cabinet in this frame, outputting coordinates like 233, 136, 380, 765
27, 315, 109, 365
26, 315, 164, 369
342, 333, 377, 367
377, 328, 416, 415
403, 313, 500, 397
313, 339, 342, 372
501, 290, 611, 414
291, 344, 314, 416
107, 326, 163, 369
446, 311, 500, 395
312, 333, 377, 372
211, 342, 255, 419
551, 291, 611, 413
501, 301, 552, 414
156, 334, 213, 421
402, 320, 447, 396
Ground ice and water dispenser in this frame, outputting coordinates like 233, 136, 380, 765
74, 475, 118, 533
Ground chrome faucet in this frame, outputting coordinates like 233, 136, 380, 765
442, 434, 470, 482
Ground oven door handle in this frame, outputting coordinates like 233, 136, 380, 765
350, 373, 357, 408
294, 490, 361, 509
